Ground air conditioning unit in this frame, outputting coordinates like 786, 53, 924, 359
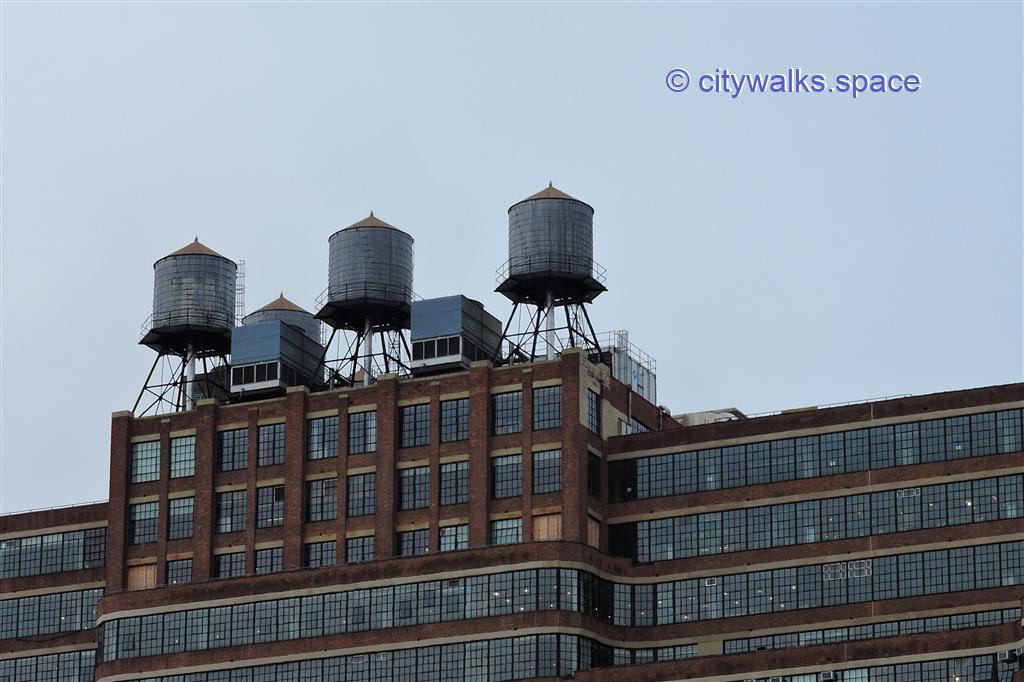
997, 651, 1012, 662
704, 577, 719, 587
820, 673, 838, 681
1016, 644, 1024, 657
770, 677, 784, 682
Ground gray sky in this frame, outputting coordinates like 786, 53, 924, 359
1, 2, 1021, 513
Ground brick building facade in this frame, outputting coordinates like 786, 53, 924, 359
2, 350, 1022, 681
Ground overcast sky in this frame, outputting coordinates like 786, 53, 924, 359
1, 2, 1021, 513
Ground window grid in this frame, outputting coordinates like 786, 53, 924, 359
217, 429, 248, 472
586, 390, 601, 434
167, 497, 194, 540
492, 454, 523, 499
400, 404, 431, 448
398, 529, 430, 557
399, 467, 430, 510
440, 398, 470, 443
256, 486, 284, 528
492, 392, 523, 435
439, 524, 469, 552
440, 461, 469, 506
307, 416, 338, 460
306, 478, 337, 522
169, 436, 195, 478
128, 502, 158, 545
305, 541, 336, 568
532, 449, 562, 494
215, 491, 246, 534
490, 518, 523, 546
347, 473, 376, 517
532, 386, 562, 431
346, 536, 374, 564
255, 548, 283, 575
257, 423, 285, 466
348, 411, 377, 454
215, 552, 245, 578
166, 559, 192, 585
610, 408, 1024, 502
131, 441, 160, 483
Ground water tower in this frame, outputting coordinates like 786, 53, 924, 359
495, 183, 606, 363
315, 213, 414, 385
135, 238, 237, 415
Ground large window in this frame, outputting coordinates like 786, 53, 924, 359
258, 423, 285, 466
166, 559, 192, 585
215, 552, 245, 578
348, 411, 377, 454
586, 390, 601, 434
490, 518, 522, 546
627, 473, 1024, 562
441, 398, 470, 443
167, 497, 194, 540
346, 536, 374, 564
492, 391, 523, 435
0, 587, 102, 640
218, 429, 248, 472
440, 524, 469, 552
492, 454, 523, 499
131, 440, 160, 483
400, 403, 431, 448
305, 541, 336, 568
128, 502, 158, 545
610, 408, 1024, 503
169, 436, 195, 478
0, 528, 105, 578
397, 529, 430, 556
533, 386, 561, 430
306, 478, 337, 522
533, 449, 562, 494
257, 486, 284, 528
399, 466, 430, 510
347, 473, 376, 517
307, 416, 338, 460
587, 454, 601, 498
440, 461, 469, 505
215, 491, 246, 533
255, 548, 283, 575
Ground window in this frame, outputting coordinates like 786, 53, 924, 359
169, 436, 195, 478
490, 518, 522, 546
399, 467, 430, 510
348, 411, 377, 454
492, 391, 522, 435
128, 502, 158, 544
305, 541, 336, 567
440, 398, 469, 443
255, 548, 283, 575
346, 536, 374, 564
306, 478, 337, 522
218, 428, 248, 471
400, 404, 431, 448
307, 416, 338, 460
398, 529, 430, 557
440, 461, 469, 505
258, 423, 285, 466
439, 524, 469, 552
131, 441, 160, 483
492, 454, 523, 499
215, 491, 246, 533
257, 486, 284, 528
533, 449, 562, 494
168, 497, 194, 540
533, 386, 561, 430
215, 552, 245, 578
166, 559, 192, 585
347, 473, 376, 517
587, 389, 601, 434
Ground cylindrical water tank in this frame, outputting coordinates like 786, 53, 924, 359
151, 239, 237, 335
243, 294, 321, 342
508, 184, 594, 279
325, 213, 414, 327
